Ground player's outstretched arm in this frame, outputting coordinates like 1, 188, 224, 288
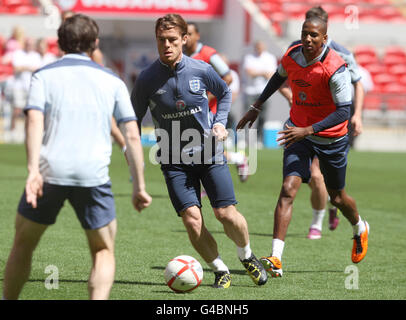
120, 120, 152, 212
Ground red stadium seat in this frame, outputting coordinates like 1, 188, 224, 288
356, 54, 379, 67
364, 94, 382, 110
354, 46, 378, 59
388, 64, 406, 78
385, 95, 406, 111
47, 37, 60, 56
376, 6, 403, 20
383, 55, 406, 68
384, 46, 406, 59
365, 63, 387, 77
373, 74, 397, 87
0, 63, 13, 82
2, 0, 39, 15
399, 75, 406, 86
0, 35, 5, 57
383, 83, 406, 94
8, 5, 38, 14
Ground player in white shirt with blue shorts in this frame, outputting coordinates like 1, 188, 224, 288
2, 14, 152, 300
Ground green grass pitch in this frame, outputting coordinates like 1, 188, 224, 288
0, 143, 405, 300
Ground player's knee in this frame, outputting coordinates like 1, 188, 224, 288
310, 170, 325, 186
213, 206, 236, 224
280, 181, 298, 203
329, 194, 343, 208
181, 208, 203, 236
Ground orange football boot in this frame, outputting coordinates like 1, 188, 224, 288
260, 256, 283, 277
352, 221, 369, 263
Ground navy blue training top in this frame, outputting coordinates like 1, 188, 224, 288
131, 54, 232, 165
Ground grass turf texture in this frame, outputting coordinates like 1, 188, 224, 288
0, 143, 405, 300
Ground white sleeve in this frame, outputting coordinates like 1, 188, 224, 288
25, 72, 45, 113
113, 80, 137, 124
329, 67, 353, 106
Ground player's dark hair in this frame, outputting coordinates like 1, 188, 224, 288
306, 6, 329, 23
58, 14, 99, 54
187, 22, 199, 33
155, 14, 188, 37
303, 16, 328, 35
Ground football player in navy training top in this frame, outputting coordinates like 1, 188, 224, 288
131, 13, 267, 289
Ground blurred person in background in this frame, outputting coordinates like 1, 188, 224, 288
36, 38, 57, 67
2, 25, 25, 65
9, 37, 41, 139
242, 40, 277, 147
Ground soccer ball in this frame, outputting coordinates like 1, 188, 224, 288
164, 255, 203, 293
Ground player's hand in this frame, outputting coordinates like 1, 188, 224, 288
351, 114, 363, 137
277, 125, 313, 149
25, 171, 43, 209
132, 190, 152, 212
212, 124, 228, 141
236, 109, 259, 129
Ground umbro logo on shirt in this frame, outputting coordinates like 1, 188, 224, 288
156, 89, 166, 95
292, 79, 312, 87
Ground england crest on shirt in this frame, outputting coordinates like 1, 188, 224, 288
189, 79, 200, 92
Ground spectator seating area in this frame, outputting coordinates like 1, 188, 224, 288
355, 45, 406, 114
0, 35, 59, 81
252, 0, 406, 117
0, 0, 39, 15
253, 0, 406, 24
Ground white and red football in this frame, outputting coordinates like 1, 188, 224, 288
164, 255, 203, 293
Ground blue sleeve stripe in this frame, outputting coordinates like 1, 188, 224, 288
335, 101, 352, 107
351, 76, 362, 84
23, 106, 44, 115
116, 116, 137, 125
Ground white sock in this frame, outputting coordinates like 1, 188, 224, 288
352, 216, 365, 236
237, 243, 252, 261
228, 151, 245, 165
310, 209, 325, 231
208, 256, 229, 273
271, 239, 285, 261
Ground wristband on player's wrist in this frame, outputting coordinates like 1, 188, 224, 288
249, 104, 262, 113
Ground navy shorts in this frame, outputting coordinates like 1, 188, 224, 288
283, 135, 350, 190
161, 163, 238, 215
18, 181, 116, 230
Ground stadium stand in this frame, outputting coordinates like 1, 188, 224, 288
0, 0, 39, 15
253, 0, 406, 24
250, 0, 406, 120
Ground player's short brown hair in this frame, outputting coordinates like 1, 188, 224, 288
155, 14, 188, 37
58, 14, 99, 54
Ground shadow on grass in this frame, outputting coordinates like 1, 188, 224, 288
8, 278, 165, 287
171, 229, 306, 238
114, 193, 168, 199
